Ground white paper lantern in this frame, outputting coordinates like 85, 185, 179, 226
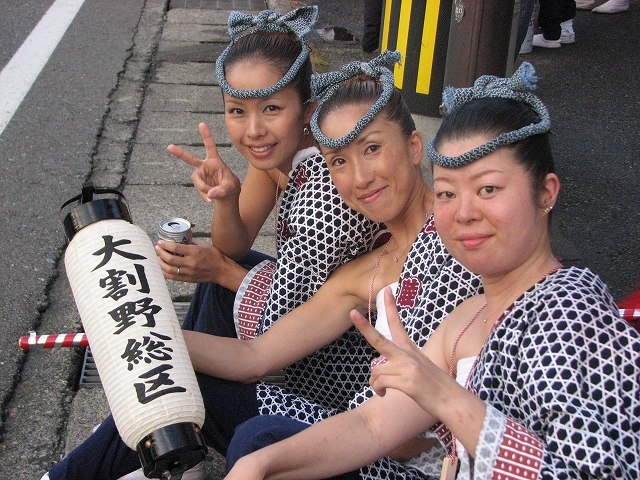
62, 184, 206, 478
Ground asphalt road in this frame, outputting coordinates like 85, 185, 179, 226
0, 0, 146, 448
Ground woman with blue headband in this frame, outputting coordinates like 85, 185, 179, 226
155, 5, 384, 436
225, 63, 640, 480
159, 6, 378, 358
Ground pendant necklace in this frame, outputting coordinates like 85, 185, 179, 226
368, 239, 391, 322
391, 240, 407, 263
439, 302, 486, 480
369, 208, 432, 316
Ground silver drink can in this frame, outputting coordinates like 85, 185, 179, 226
158, 217, 193, 244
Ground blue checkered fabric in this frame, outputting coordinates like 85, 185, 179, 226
215, 6, 318, 99
426, 62, 551, 168
310, 50, 402, 148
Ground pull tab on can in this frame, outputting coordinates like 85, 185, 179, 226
158, 217, 193, 244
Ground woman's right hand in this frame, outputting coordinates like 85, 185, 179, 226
167, 122, 241, 204
156, 239, 247, 291
351, 288, 450, 408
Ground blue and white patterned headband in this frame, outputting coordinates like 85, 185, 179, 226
310, 50, 402, 148
426, 62, 551, 168
215, 6, 318, 99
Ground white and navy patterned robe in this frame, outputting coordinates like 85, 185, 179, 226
235, 149, 481, 479
258, 216, 482, 479
234, 146, 381, 411
440, 267, 639, 479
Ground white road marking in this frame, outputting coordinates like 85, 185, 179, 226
0, 0, 86, 136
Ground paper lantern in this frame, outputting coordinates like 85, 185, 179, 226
61, 183, 206, 478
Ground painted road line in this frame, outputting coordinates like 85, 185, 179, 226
0, 0, 86, 136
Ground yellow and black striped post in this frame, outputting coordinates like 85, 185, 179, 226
381, 0, 517, 117
381, 0, 453, 116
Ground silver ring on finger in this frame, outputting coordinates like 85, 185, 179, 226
176, 266, 181, 277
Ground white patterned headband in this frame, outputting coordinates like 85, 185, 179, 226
426, 62, 551, 168
215, 6, 318, 99
310, 50, 402, 148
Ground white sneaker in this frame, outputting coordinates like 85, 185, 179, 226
592, 0, 629, 12
519, 1, 540, 55
40, 474, 50, 480
519, 25, 534, 54
560, 19, 576, 44
532, 34, 561, 48
576, 0, 595, 8
118, 461, 206, 480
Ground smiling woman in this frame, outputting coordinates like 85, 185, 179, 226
41, 7, 382, 480
222, 61, 313, 173
321, 102, 424, 227
433, 134, 559, 277
219, 51, 482, 479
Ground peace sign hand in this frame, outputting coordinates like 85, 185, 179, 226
167, 122, 241, 204
351, 288, 447, 409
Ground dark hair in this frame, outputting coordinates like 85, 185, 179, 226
434, 97, 555, 198
223, 31, 313, 103
316, 77, 416, 138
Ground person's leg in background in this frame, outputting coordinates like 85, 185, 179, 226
535, 0, 563, 45
534, 0, 575, 47
362, 0, 383, 53
517, 0, 538, 55
560, 0, 576, 43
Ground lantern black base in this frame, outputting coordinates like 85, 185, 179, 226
137, 422, 207, 479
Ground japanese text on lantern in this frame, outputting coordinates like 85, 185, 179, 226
92, 234, 186, 404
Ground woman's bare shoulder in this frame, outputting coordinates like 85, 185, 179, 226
322, 248, 380, 298
439, 294, 486, 332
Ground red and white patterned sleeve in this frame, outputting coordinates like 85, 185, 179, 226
471, 404, 543, 480
233, 260, 276, 340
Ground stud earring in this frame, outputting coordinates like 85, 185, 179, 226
543, 205, 553, 214
303, 126, 310, 135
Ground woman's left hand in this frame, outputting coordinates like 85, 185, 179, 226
156, 238, 225, 283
